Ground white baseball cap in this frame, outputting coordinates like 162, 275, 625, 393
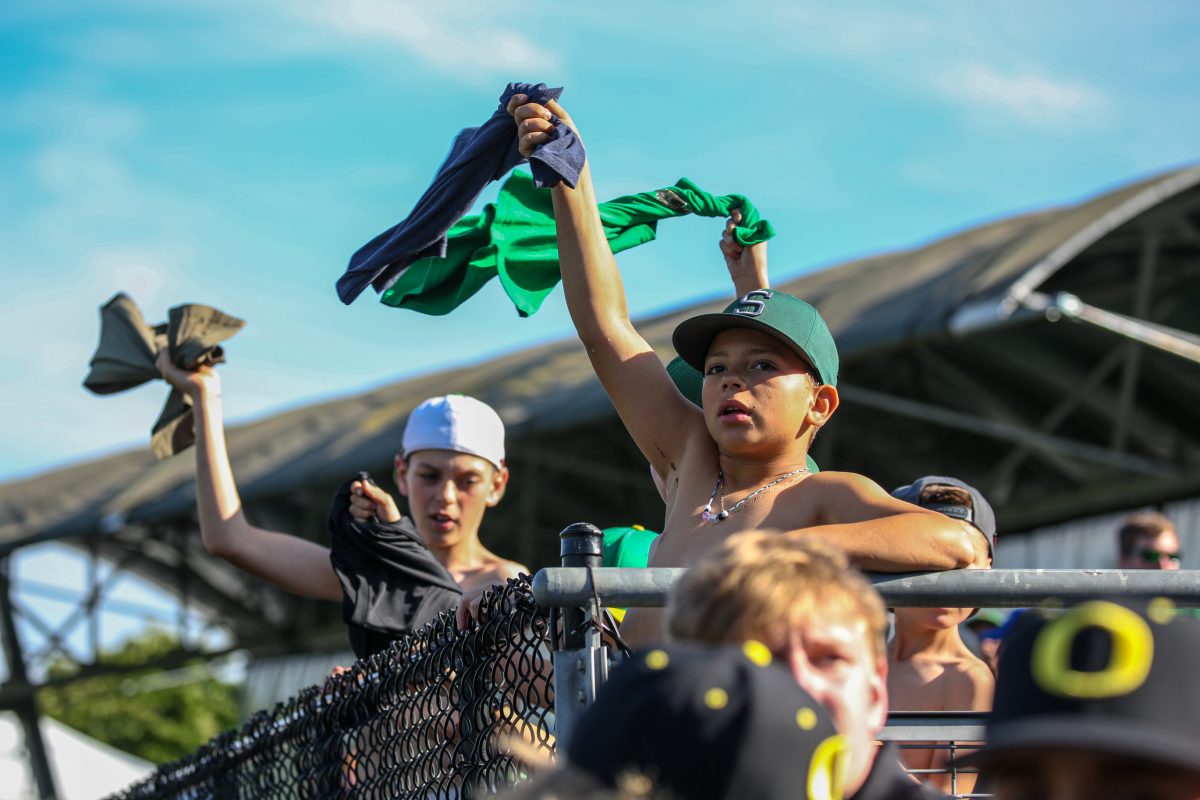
401, 395, 506, 470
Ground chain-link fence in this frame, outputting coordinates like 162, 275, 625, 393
107, 579, 554, 800
104, 516, 1200, 800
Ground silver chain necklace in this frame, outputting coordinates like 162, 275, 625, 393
701, 466, 810, 523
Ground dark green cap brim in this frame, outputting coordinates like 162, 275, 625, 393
672, 314, 826, 384
672, 290, 839, 387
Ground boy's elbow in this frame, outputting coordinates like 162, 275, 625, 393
199, 526, 239, 561
202, 535, 234, 561
576, 317, 638, 359
933, 523, 981, 570
575, 323, 606, 353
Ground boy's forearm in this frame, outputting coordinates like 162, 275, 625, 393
191, 390, 253, 559
792, 512, 978, 572
731, 263, 769, 296
191, 389, 342, 600
551, 163, 637, 348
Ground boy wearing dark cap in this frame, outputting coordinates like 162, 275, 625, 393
507, 95, 985, 645
963, 600, 1200, 800
566, 642, 850, 800
887, 477, 996, 795
667, 532, 946, 800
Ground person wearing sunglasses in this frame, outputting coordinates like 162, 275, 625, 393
1117, 511, 1182, 571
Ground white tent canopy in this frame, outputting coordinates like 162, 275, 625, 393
0, 714, 152, 800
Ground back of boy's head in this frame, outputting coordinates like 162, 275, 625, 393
671, 290, 839, 387
667, 532, 887, 660
892, 475, 996, 559
919, 484, 972, 508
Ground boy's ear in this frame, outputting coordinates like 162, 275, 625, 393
807, 384, 840, 427
487, 464, 510, 507
394, 454, 410, 497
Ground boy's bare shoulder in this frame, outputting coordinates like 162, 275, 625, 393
799, 469, 876, 490
488, 556, 529, 582
457, 557, 529, 594
942, 654, 996, 708
786, 469, 905, 522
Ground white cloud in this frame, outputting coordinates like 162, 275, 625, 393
51, 0, 561, 82
938, 62, 1108, 129
746, 2, 1111, 133
272, 0, 561, 79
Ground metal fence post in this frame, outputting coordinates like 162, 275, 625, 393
552, 523, 606, 752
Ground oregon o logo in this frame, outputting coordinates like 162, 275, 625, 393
733, 289, 773, 317
807, 732, 848, 800
1031, 601, 1154, 699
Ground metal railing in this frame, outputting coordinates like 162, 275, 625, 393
536, 523, 1200, 798
103, 520, 1200, 800
533, 565, 1200, 608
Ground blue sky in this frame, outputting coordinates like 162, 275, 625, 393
2, 0, 1198, 482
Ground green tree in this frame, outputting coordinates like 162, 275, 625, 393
37, 628, 240, 764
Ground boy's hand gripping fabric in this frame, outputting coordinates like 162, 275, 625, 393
336, 82, 586, 305
83, 293, 245, 460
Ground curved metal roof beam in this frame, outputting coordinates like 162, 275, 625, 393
948, 164, 1200, 339
1000, 164, 1200, 315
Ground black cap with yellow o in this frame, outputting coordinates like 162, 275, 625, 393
963, 599, 1200, 774
566, 642, 849, 800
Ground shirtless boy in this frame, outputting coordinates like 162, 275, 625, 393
507, 94, 986, 644
157, 351, 525, 656
887, 477, 996, 794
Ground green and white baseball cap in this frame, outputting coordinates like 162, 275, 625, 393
672, 290, 839, 387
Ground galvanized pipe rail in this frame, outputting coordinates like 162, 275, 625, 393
541, 535, 1200, 781
533, 567, 1200, 608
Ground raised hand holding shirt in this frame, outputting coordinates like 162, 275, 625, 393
336, 82, 586, 305
327, 474, 462, 659
83, 293, 245, 460
380, 171, 776, 317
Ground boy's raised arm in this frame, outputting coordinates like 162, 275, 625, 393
511, 96, 699, 475
156, 350, 344, 600
721, 208, 770, 296
794, 472, 990, 572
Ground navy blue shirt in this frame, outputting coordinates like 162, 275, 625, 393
337, 82, 585, 304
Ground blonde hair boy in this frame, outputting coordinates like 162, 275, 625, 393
667, 533, 939, 799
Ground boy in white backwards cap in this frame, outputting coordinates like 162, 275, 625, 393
157, 352, 525, 657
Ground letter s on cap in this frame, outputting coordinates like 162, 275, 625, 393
1031, 600, 1154, 699
733, 289, 773, 317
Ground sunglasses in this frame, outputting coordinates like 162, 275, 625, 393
1138, 549, 1182, 565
